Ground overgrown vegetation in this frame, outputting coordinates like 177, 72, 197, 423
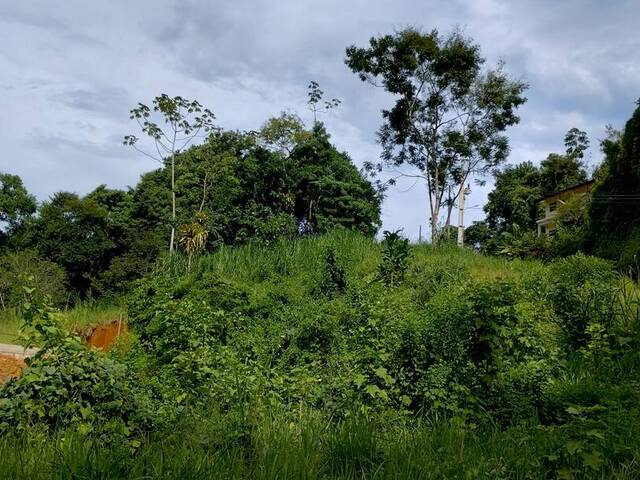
0, 231, 638, 478
0, 101, 381, 300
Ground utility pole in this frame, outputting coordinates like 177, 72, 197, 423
457, 185, 471, 247
418, 225, 422, 244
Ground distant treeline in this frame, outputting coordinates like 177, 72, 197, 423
0, 117, 381, 302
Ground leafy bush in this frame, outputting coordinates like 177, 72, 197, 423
395, 280, 558, 423
0, 288, 150, 439
377, 230, 411, 287
141, 298, 233, 362
0, 251, 67, 308
496, 229, 551, 260
548, 254, 616, 349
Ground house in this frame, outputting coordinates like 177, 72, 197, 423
537, 180, 594, 236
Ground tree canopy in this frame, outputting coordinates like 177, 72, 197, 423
346, 27, 527, 242
589, 103, 640, 266
132, 123, 381, 245
483, 128, 590, 235
0, 173, 36, 248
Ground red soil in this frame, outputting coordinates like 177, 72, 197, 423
0, 354, 25, 383
83, 320, 127, 351
0, 321, 127, 383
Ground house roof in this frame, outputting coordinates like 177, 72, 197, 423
541, 179, 595, 202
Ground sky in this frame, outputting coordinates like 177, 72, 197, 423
1, 0, 639, 240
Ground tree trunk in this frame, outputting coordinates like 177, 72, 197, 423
457, 185, 466, 247
430, 213, 438, 244
169, 157, 176, 253
445, 202, 454, 231
430, 170, 442, 244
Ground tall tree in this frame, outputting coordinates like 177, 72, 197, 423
345, 28, 527, 242
539, 128, 589, 196
0, 173, 37, 244
564, 127, 590, 160
32, 192, 114, 294
290, 124, 381, 236
485, 161, 542, 232
590, 103, 640, 243
124, 94, 216, 252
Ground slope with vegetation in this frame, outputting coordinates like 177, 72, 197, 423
0, 231, 639, 478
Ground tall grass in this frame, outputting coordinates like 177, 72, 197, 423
0, 410, 638, 479
196, 230, 379, 283
2, 233, 639, 477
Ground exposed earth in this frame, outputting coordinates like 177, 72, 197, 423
0, 354, 25, 383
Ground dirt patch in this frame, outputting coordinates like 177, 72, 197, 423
0, 354, 25, 383
82, 319, 127, 351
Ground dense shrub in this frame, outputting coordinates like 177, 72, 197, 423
2, 232, 634, 475
0, 251, 67, 308
0, 293, 150, 439
547, 254, 616, 349
377, 230, 411, 287
394, 279, 560, 423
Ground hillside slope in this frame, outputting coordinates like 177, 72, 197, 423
1, 231, 639, 478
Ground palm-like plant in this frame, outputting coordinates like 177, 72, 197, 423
178, 212, 209, 271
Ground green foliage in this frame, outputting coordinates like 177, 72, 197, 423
132, 125, 381, 247
316, 248, 347, 296
125, 94, 217, 253
539, 153, 588, 197
548, 254, 616, 349
346, 27, 527, 242
0, 113, 380, 300
590, 104, 640, 271
496, 229, 551, 260
485, 161, 542, 232
3, 231, 640, 477
29, 192, 115, 295
377, 230, 411, 287
479, 128, 590, 255
258, 112, 312, 155
0, 286, 150, 439
290, 124, 381, 236
0, 173, 36, 247
396, 278, 558, 423
0, 250, 67, 308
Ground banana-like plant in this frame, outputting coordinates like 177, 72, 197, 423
178, 212, 209, 271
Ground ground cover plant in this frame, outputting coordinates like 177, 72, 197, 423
0, 230, 639, 478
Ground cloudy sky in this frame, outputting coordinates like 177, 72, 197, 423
1, 0, 639, 239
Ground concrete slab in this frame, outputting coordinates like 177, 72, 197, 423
0, 343, 39, 359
